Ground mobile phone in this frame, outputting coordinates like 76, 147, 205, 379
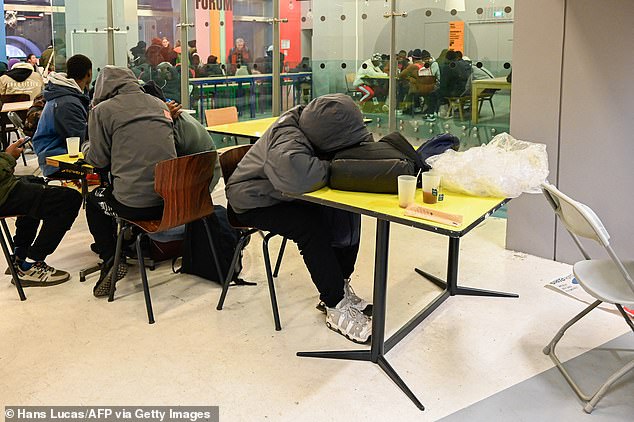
16, 136, 30, 147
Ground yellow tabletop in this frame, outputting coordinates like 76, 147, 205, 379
46, 153, 93, 173
296, 187, 506, 236
1, 101, 33, 113
207, 117, 278, 139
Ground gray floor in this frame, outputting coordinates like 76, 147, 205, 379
441, 332, 634, 421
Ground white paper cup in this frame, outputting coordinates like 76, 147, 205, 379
422, 173, 441, 204
398, 175, 417, 208
66, 137, 80, 158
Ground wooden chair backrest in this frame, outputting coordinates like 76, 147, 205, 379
205, 106, 238, 127
219, 145, 252, 184
0, 94, 30, 104
345, 73, 356, 91
151, 151, 218, 233
219, 145, 252, 228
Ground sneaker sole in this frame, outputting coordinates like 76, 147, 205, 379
11, 276, 70, 287
93, 264, 128, 298
317, 301, 373, 317
325, 321, 371, 344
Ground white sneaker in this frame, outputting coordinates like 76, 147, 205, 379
325, 296, 372, 344
15, 261, 70, 287
316, 279, 373, 316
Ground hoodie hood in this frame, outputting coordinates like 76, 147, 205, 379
43, 72, 89, 103
92, 66, 143, 106
299, 93, 372, 153
4, 62, 34, 82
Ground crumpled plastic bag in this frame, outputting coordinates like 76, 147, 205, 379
425, 133, 549, 198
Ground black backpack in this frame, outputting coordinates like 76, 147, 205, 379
179, 205, 253, 285
329, 132, 424, 193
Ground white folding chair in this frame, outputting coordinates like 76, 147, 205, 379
541, 182, 634, 413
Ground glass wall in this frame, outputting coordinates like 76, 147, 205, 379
1, 0, 513, 148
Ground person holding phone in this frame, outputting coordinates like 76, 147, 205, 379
0, 138, 82, 285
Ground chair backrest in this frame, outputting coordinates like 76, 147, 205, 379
7, 111, 24, 130
219, 145, 252, 228
219, 145, 252, 184
1, 94, 30, 104
152, 151, 218, 232
542, 182, 634, 293
205, 106, 238, 127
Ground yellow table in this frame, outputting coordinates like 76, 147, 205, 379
208, 117, 373, 143
1, 101, 33, 113
471, 77, 511, 124
45, 152, 93, 173
287, 187, 516, 411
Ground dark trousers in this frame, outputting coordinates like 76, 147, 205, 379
0, 178, 82, 261
236, 202, 360, 308
86, 186, 163, 262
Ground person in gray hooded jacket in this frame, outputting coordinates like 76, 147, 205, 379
84, 66, 177, 297
225, 93, 374, 344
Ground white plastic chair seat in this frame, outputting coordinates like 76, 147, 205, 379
573, 259, 634, 306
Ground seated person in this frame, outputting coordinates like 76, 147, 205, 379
32, 55, 92, 178
0, 139, 82, 285
424, 50, 470, 119
0, 61, 45, 100
353, 53, 388, 106
84, 66, 177, 297
201, 55, 224, 77
225, 93, 373, 344
398, 49, 439, 114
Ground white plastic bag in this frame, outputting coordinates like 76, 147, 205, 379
425, 133, 549, 198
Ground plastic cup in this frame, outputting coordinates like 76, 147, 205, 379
398, 175, 417, 208
422, 173, 441, 204
66, 137, 80, 158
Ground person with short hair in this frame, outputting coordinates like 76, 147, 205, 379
32, 54, 92, 178
0, 139, 82, 286
353, 53, 388, 108
26, 54, 40, 73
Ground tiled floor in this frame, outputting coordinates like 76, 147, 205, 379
1, 154, 631, 421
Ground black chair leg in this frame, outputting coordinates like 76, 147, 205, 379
0, 220, 25, 301
107, 220, 126, 302
489, 98, 495, 116
20, 151, 26, 166
216, 233, 250, 311
1, 218, 15, 251
136, 233, 155, 324
263, 232, 282, 331
272, 237, 287, 278
202, 217, 225, 285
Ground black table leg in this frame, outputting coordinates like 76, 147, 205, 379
297, 219, 425, 411
416, 237, 518, 298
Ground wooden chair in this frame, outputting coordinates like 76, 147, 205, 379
216, 145, 289, 331
205, 106, 239, 145
0, 217, 26, 301
107, 151, 224, 324
477, 91, 495, 117
445, 96, 471, 120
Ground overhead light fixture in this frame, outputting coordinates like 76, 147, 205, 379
445, 0, 466, 12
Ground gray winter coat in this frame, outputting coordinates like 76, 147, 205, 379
226, 93, 372, 213
85, 66, 176, 208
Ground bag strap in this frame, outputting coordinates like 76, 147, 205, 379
380, 132, 425, 169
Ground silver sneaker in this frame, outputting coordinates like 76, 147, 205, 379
325, 296, 372, 344
15, 261, 70, 287
316, 279, 373, 316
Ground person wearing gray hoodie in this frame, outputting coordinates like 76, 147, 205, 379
225, 93, 374, 343
84, 66, 177, 297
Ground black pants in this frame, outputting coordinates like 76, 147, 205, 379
0, 178, 82, 261
86, 186, 163, 262
236, 202, 360, 308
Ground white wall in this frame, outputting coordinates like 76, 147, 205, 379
507, 0, 634, 263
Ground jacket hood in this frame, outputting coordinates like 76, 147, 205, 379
93, 66, 143, 106
299, 93, 372, 153
4, 62, 34, 82
43, 72, 89, 102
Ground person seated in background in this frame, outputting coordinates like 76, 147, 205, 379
0, 139, 82, 286
353, 53, 388, 109
0, 60, 45, 100
227, 38, 251, 75
225, 93, 373, 344
463, 60, 496, 97
423, 50, 470, 120
83, 66, 176, 298
32, 54, 92, 178
26, 54, 41, 75
201, 55, 224, 77
398, 49, 439, 116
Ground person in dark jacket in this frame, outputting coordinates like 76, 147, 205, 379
225, 93, 373, 344
84, 66, 177, 298
0, 139, 82, 286
32, 54, 92, 178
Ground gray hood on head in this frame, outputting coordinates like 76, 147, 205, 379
299, 93, 372, 153
93, 66, 142, 106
